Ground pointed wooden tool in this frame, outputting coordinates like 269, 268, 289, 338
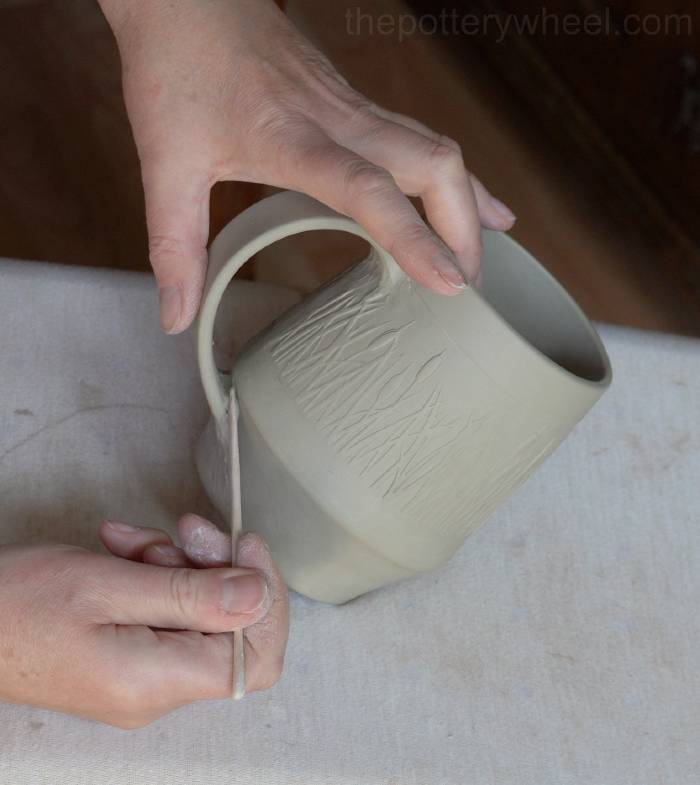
229, 388, 246, 700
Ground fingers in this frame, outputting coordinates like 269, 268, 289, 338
284, 132, 467, 294
92, 624, 232, 725
175, 521, 289, 694
142, 544, 190, 567
368, 104, 516, 230
178, 513, 232, 567
100, 519, 190, 567
92, 517, 288, 708
236, 532, 289, 693
140, 159, 212, 334
99, 515, 235, 570
169, 532, 290, 698
99, 532, 289, 706
468, 172, 517, 231
100, 519, 173, 559
87, 553, 271, 633
333, 113, 481, 281
330, 106, 515, 282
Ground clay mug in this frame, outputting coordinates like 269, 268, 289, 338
196, 190, 612, 604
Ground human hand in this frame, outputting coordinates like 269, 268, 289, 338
0, 515, 288, 728
99, 0, 515, 333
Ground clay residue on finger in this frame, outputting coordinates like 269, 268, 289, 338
236, 531, 272, 565
181, 515, 231, 565
236, 532, 289, 651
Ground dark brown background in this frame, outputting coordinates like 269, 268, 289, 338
1, 0, 698, 334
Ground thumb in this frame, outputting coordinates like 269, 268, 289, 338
141, 159, 212, 334
91, 554, 271, 632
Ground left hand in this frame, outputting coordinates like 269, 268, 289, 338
0, 516, 287, 728
99, 513, 290, 697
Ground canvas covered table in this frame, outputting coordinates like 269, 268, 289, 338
1, 258, 698, 785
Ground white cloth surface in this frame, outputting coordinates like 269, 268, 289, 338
0, 258, 698, 785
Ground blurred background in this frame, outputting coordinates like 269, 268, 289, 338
1, 0, 699, 335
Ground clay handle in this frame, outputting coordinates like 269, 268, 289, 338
197, 190, 401, 421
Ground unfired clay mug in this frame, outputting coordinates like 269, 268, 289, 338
196, 190, 612, 604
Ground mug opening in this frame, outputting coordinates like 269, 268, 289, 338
479, 231, 610, 385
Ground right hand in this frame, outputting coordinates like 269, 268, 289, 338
0, 515, 288, 728
99, 0, 516, 333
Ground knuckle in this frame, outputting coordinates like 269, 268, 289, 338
343, 91, 374, 116
346, 101, 377, 129
343, 160, 394, 203
428, 138, 463, 171
438, 134, 462, 154
108, 702, 159, 730
105, 679, 148, 720
148, 234, 188, 274
99, 665, 168, 728
113, 716, 151, 731
386, 220, 433, 259
168, 568, 200, 620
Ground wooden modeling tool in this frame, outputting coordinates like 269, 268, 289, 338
229, 388, 246, 700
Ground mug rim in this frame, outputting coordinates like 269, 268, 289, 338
428, 229, 613, 392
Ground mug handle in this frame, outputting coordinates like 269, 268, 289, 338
197, 190, 402, 422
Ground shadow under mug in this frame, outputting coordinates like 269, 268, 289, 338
196, 191, 612, 603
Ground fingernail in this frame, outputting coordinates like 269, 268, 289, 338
490, 196, 516, 222
149, 545, 183, 565
433, 255, 467, 291
159, 286, 182, 334
151, 544, 179, 557
439, 271, 467, 291
105, 520, 139, 533
220, 573, 268, 615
